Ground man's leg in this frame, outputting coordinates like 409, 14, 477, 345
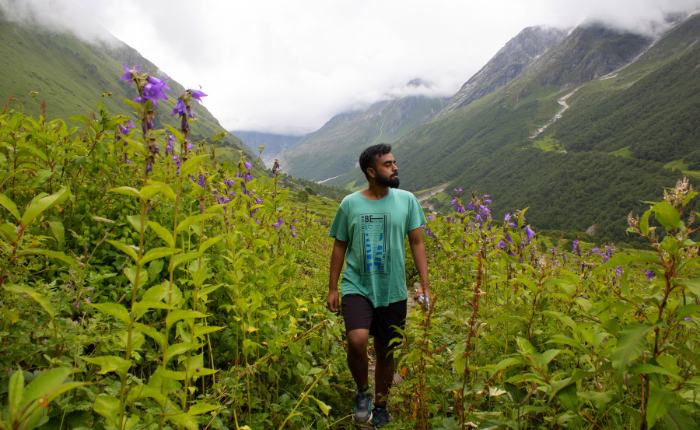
346, 329, 370, 390
373, 338, 394, 407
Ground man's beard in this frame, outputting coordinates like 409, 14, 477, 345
376, 171, 400, 188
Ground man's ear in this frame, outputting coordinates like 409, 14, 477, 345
366, 166, 376, 179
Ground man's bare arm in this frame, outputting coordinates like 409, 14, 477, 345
327, 238, 348, 313
407, 228, 430, 301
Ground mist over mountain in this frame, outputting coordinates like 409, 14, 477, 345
231, 131, 303, 166
279, 89, 448, 182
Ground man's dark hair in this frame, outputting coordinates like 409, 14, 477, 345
359, 143, 392, 180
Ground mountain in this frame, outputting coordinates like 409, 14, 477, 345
437, 26, 569, 117
231, 131, 303, 165
328, 14, 700, 244
0, 13, 251, 158
279, 84, 448, 182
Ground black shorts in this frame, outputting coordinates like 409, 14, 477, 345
341, 294, 407, 349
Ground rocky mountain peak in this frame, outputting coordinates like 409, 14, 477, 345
436, 25, 569, 117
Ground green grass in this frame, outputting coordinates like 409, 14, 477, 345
287, 193, 340, 223
610, 146, 632, 157
663, 159, 700, 181
533, 135, 558, 152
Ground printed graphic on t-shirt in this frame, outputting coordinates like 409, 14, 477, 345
359, 214, 390, 275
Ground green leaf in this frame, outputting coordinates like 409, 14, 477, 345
120, 96, 143, 112
180, 155, 210, 177
194, 325, 224, 338
167, 412, 198, 430
540, 349, 561, 366
132, 300, 172, 314
664, 404, 700, 430
90, 303, 129, 325
173, 251, 202, 269
68, 115, 91, 124
188, 402, 220, 416
123, 266, 148, 288
21, 186, 70, 226
176, 213, 215, 234
107, 240, 138, 262
192, 265, 207, 288
0, 307, 19, 323
165, 342, 203, 363
646, 388, 676, 429
4, 284, 54, 318
198, 284, 223, 298
166, 310, 208, 327
80, 355, 131, 375
611, 323, 654, 384
199, 235, 222, 253
628, 363, 682, 381
8, 369, 24, 419
22, 367, 76, 409
108, 186, 141, 199
147, 259, 165, 279
556, 383, 578, 412
578, 390, 615, 410
147, 221, 174, 247
653, 201, 681, 230
491, 357, 525, 375
680, 279, 700, 299
140, 184, 176, 201
308, 395, 331, 416
163, 124, 184, 143
15, 249, 76, 267
133, 322, 165, 346
94, 394, 120, 428
140, 247, 180, 266
0, 193, 20, 221
127, 215, 147, 234
48, 221, 65, 251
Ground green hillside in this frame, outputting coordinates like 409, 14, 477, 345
280, 95, 446, 182
330, 17, 700, 243
0, 16, 251, 155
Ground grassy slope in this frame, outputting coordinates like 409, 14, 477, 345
0, 18, 251, 156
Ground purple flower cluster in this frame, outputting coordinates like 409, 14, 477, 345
643, 269, 656, 281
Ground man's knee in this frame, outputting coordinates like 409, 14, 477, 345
347, 329, 369, 354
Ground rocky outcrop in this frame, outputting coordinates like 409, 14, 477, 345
437, 26, 569, 117
526, 22, 653, 89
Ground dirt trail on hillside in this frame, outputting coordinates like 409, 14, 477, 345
529, 86, 581, 139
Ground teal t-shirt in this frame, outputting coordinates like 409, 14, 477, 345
328, 188, 427, 307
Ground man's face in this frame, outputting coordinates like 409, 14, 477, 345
370, 153, 399, 188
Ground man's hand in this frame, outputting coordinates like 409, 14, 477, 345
413, 284, 430, 306
327, 289, 339, 313
328, 239, 348, 314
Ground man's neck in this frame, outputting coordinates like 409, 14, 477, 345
361, 183, 390, 200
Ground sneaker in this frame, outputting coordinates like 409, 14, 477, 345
353, 389, 373, 424
372, 406, 391, 428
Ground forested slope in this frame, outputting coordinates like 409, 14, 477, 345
330, 16, 700, 243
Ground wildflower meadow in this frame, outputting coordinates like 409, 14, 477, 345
1, 67, 699, 430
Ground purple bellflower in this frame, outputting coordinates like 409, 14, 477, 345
120, 65, 139, 82
172, 98, 187, 116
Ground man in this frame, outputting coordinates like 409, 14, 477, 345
327, 143, 430, 428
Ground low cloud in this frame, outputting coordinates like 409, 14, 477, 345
2, 0, 700, 135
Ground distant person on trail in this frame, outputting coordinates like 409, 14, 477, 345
327, 143, 430, 428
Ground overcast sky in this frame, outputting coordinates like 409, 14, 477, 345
2, 0, 700, 135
